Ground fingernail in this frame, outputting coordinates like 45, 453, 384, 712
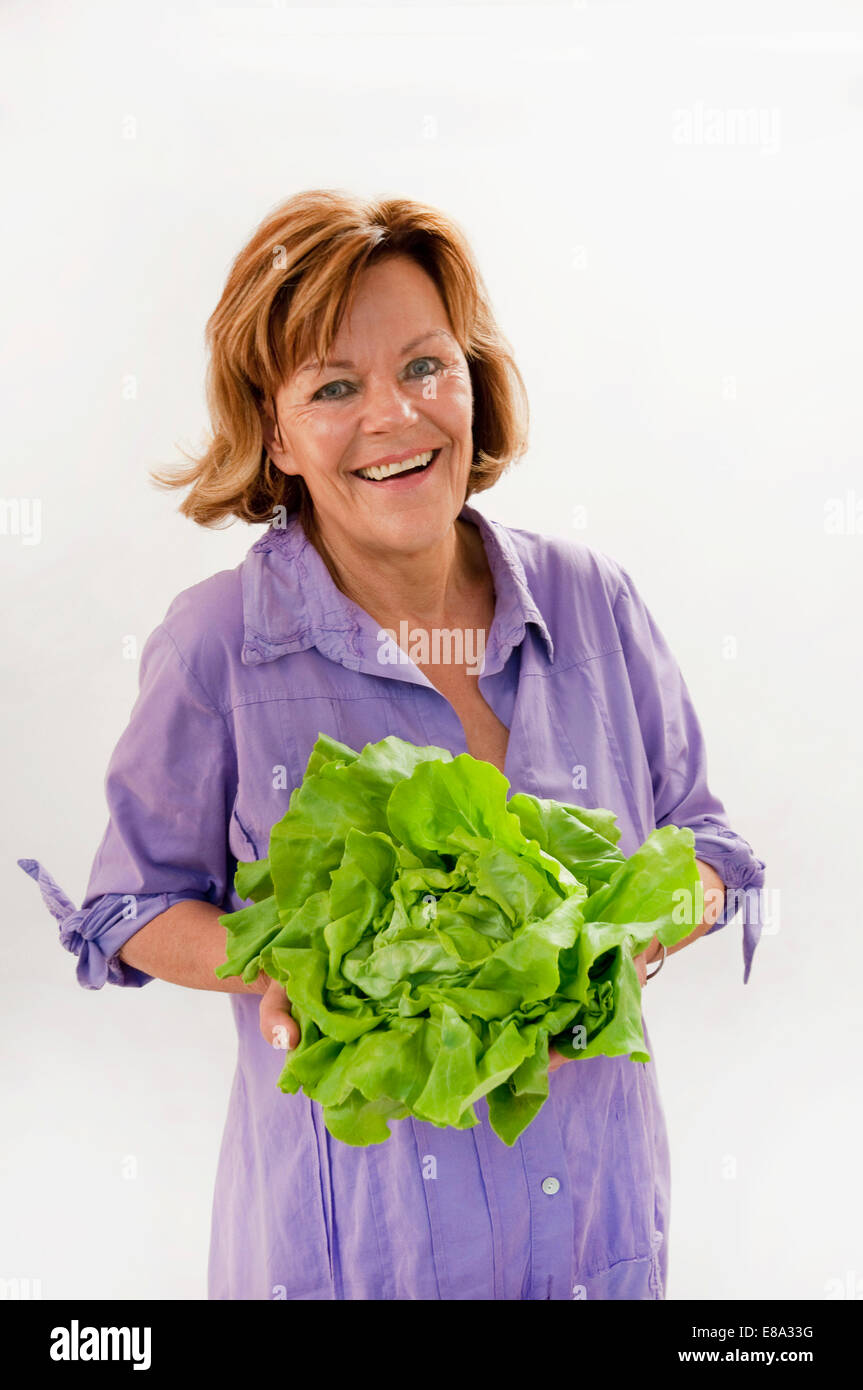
271, 1024, 289, 1050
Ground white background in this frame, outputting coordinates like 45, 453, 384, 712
2, 0, 861, 1301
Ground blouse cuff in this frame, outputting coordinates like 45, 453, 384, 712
688, 824, 767, 984
18, 857, 209, 990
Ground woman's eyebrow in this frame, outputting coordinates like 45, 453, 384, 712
296, 328, 456, 376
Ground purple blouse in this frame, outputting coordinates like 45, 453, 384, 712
19, 502, 766, 1300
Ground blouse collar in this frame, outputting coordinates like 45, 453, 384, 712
239, 501, 554, 680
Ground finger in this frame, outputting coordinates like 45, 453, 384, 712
262, 983, 299, 1047
260, 980, 300, 1050
548, 1046, 569, 1074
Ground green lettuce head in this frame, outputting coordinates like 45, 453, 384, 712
216, 734, 702, 1147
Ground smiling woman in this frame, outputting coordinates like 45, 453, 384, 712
20, 188, 766, 1302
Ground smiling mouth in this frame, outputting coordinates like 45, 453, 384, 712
353, 448, 441, 482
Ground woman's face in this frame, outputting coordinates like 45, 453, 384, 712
261, 254, 475, 561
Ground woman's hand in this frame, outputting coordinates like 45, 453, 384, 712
254, 972, 300, 1051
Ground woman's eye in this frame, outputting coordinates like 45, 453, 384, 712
311, 357, 444, 401
312, 379, 351, 401
408, 356, 444, 378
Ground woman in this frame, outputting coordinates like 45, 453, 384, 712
20, 189, 766, 1300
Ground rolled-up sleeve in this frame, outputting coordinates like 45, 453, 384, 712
18, 622, 236, 990
612, 565, 767, 983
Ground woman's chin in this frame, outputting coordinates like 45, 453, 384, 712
352, 486, 463, 546
361, 511, 454, 555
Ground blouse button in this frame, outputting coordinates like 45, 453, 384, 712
541, 1176, 560, 1195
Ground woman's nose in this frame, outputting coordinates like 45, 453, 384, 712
359, 375, 419, 429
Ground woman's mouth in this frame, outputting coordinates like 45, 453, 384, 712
352, 447, 441, 487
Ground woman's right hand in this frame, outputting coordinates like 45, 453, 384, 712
254, 972, 300, 1051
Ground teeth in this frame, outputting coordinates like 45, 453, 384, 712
356, 450, 434, 481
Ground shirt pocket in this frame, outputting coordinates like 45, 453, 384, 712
556, 1055, 659, 1280
535, 660, 652, 854
227, 695, 305, 874
231, 805, 263, 864
277, 682, 433, 778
